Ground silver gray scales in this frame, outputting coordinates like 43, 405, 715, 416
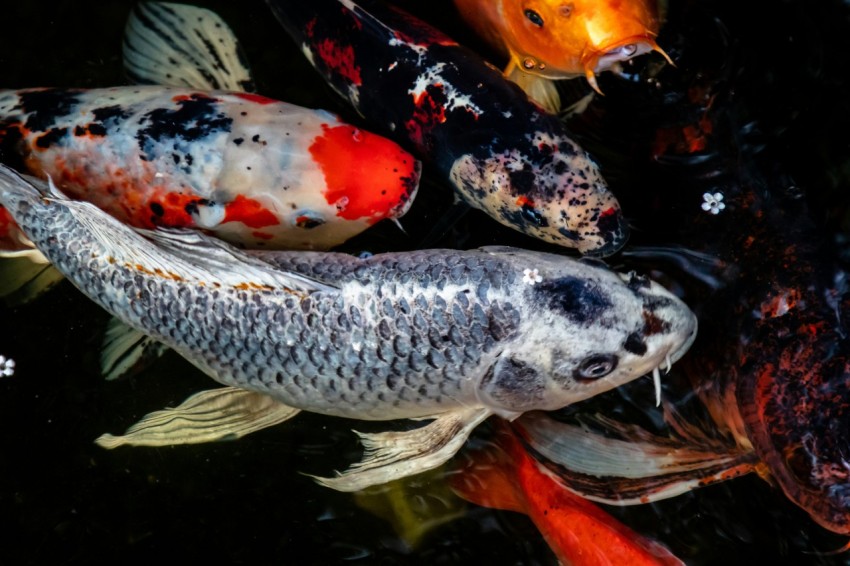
0, 164, 697, 490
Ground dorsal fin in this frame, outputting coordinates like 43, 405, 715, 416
123, 2, 255, 92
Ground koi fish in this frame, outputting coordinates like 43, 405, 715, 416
453, 0, 671, 111
451, 423, 685, 565
0, 162, 697, 490
513, 12, 850, 537
0, 3, 420, 258
267, 0, 629, 256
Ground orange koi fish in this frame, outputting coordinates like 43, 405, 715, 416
453, 0, 671, 110
451, 424, 685, 566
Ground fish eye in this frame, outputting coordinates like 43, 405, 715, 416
574, 354, 619, 380
524, 9, 544, 27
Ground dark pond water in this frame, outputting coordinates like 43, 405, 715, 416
2, 0, 850, 564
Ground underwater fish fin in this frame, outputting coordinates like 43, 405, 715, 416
137, 227, 339, 294
353, 467, 467, 549
95, 387, 300, 448
100, 317, 168, 381
0, 254, 64, 305
505, 66, 562, 114
450, 435, 527, 514
123, 2, 255, 91
311, 407, 492, 492
622, 245, 727, 290
515, 411, 759, 505
559, 91, 596, 119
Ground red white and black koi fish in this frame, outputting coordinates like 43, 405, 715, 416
515, 7, 850, 537
266, 0, 628, 256
0, 2, 420, 256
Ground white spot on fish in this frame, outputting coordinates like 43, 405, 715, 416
194, 201, 226, 229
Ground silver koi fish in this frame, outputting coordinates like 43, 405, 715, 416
0, 163, 697, 490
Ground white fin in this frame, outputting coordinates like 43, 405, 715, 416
138, 227, 338, 294
100, 317, 168, 381
124, 2, 255, 91
311, 407, 492, 492
26, 179, 334, 295
0, 255, 64, 305
515, 411, 758, 505
505, 66, 562, 114
95, 387, 300, 447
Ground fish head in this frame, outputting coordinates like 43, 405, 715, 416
308, 124, 422, 224
477, 253, 697, 417
449, 132, 628, 256
500, 0, 669, 90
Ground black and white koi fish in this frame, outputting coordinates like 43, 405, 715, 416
0, 163, 696, 490
267, 0, 629, 256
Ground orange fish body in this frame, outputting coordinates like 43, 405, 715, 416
454, 0, 669, 108
451, 426, 684, 566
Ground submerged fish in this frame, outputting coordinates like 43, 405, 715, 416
514, 11, 850, 537
453, 0, 671, 109
267, 0, 629, 256
0, 2, 420, 256
451, 423, 685, 565
0, 162, 696, 490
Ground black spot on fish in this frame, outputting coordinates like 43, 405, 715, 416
35, 127, 68, 149
18, 89, 80, 132
623, 332, 648, 356
536, 276, 613, 325
135, 94, 232, 161
233, 137, 244, 145
0, 122, 26, 171
558, 227, 581, 241
92, 105, 131, 127
150, 202, 164, 217
520, 202, 549, 227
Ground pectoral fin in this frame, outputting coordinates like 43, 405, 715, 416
505, 66, 562, 114
312, 407, 492, 492
95, 387, 300, 448
0, 253, 64, 305
515, 411, 758, 505
100, 317, 168, 381
123, 2, 255, 92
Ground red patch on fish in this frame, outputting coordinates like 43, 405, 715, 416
233, 92, 278, 105
405, 87, 447, 150
223, 194, 280, 228
309, 124, 418, 224
314, 38, 362, 86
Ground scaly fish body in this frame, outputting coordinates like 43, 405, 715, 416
0, 86, 420, 252
454, 0, 668, 95
267, 0, 628, 256
0, 164, 695, 422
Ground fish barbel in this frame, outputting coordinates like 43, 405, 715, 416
0, 162, 696, 490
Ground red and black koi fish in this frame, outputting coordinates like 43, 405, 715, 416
516, 2, 850, 537
266, 0, 628, 256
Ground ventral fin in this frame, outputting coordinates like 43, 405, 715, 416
311, 407, 492, 492
100, 317, 168, 381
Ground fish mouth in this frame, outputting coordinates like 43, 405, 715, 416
582, 37, 674, 93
